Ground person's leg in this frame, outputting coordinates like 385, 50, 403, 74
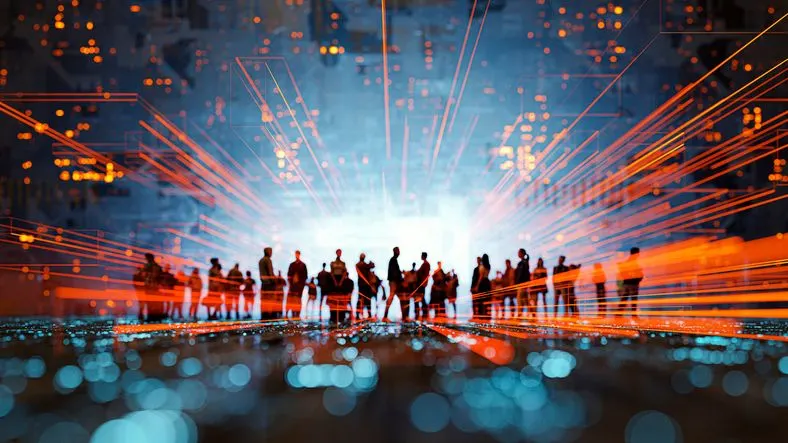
553, 289, 560, 316
631, 285, 639, 316
383, 283, 398, 320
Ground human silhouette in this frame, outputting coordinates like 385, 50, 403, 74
242, 271, 256, 319
531, 258, 548, 316
383, 247, 403, 321
553, 256, 570, 316
187, 268, 202, 320
288, 250, 308, 314
356, 253, 375, 320
415, 252, 431, 320
620, 247, 644, 316
258, 247, 275, 319
474, 254, 492, 319
592, 263, 607, 315
208, 258, 224, 320
515, 248, 531, 317
227, 263, 244, 320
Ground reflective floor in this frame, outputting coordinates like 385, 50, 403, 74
1, 318, 787, 443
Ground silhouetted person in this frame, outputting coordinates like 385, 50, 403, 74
503, 258, 516, 316
515, 248, 531, 317
317, 263, 331, 318
242, 271, 256, 319
402, 262, 417, 320
133, 266, 146, 318
592, 263, 607, 315
370, 270, 384, 319
288, 250, 308, 308
430, 261, 446, 318
553, 256, 570, 316
259, 247, 275, 319
532, 258, 548, 316
331, 249, 347, 292
140, 253, 164, 322
471, 256, 481, 316
208, 258, 224, 320
416, 252, 431, 319
187, 268, 202, 320
306, 277, 318, 320
356, 253, 375, 320
447, 270, 459, 319
474, 254, 492, 319
275, 270, 287, 318
227, 263, 244, 320
383, 247, 403, 321
173, 268, 187, 319
160, 263, 176, 319
566, 264, 581, 316
620, 247, 644, 316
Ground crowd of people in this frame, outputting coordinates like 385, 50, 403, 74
131, 245, 644, 324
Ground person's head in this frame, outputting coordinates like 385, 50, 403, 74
421, 252, 427, 260
594, 263, 603, 270
277, 270, 282, 276
233, 263, 239, 270
476, 256, 481, 265
191, 268, 199, 275
264, 247, 272, 257
295, 250, 301, 260
496, 270, 502, 278
145, 253, 155, 262
437, 261, 442, 269
411, 262, 416, 270
482, 254, 490, 269
360, 253, 366, 261
210, 257, 219, 266
393, 247, 400, 257
558, 255, 566, 265
322, 262, 326, 269
246, 270, 251, 277
336, 249, 342, 258
537, 257, 544, 267
630, 247, 640, 256
505, 259, 512, 267
518, 248, 526, 259
310, 277, 314, 283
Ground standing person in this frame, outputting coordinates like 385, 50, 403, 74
133, 266, 146, 320
471, 257, 481, 317
258, 247, 275, 320
553, 256, 570, 316
515, 249, 531, 318
474, 255, 492, 320
447, 270, 459, 319
356, 253, 375, 320
275, 270, 287, 318
383, 247, 403, 321
242, 271, 256, 319
369, 270, 384, 319
531, 258, 549, 316
227, 263, 244, 320
329, 250, 347, 324
317, 263, 331, 319
491, 271, 504, 319
592, 263, 607, 316
503, 259, 516, 317
142, 253, 163, 322
208, 258, 224, 321
187, 268, 202, 320
174, 268, 188, 320
429, 261, 446, 318
402, 263, 417, 321
287, 250, 308, 316
415, 252, 431, 320
566, 264, 582, 316
306, 277, 318, 320
620, 247, 644, 316
160, 264, 177, 320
